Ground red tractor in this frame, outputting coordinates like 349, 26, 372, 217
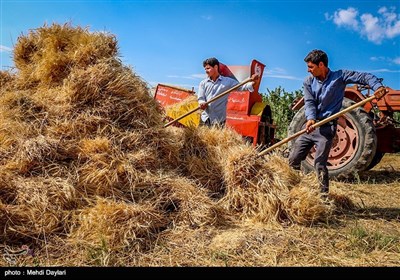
288, 84, 400, 178
154, 59, 276, 148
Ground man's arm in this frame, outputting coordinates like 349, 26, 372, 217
239, 73, 259, 92
303, 78, 318, 133
303, 80, 317, 119
342, 70, 384, 91
197, 80, 208, 110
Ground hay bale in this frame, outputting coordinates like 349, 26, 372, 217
178, 126, 246, 194
0, 117, 28, 163
0, 70, 15, 92
119, 128, 182, 171
220, 147, 288, 223
13, 22, 118, 88
15, 176, 77, 210
0, 169, 17, 204
6, 135, 67, 175
68, 198, 168, 254
139, 174, 229, 227
0, 202, 50, 243
266, 153, 302, 189
328, 192, 356, 211
77, 157, 125, 198
0, 176, 76, 243
284, 176, 334, 225
47, 113, 114, 140
78, 137, 112, 158
220, 148, 334, 225
0, 203, 21, 242
63, 60, 163, 130
75, 129, 182, 198
0, 90, 44, 139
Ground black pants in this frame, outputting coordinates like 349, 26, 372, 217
288, 122, 337, 193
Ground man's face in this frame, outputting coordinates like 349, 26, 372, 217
306, 61, 323, 77
204, 64, 218, 78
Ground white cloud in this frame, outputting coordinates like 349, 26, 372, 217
265, 74, 303, 81
167, 74, 204, 80
366, 68, 400, 73
266, 68, 287, 75
191, 73, 206, 79
0, 45, 12, 52
380, 7, 400, 38
265, 68, 303, 81
327, 6, 400, 44
392, 57, 400, 65
201, 15, 212, 21
370, 56, 385, 62
333, 7, 359, 29
370, 56, 400, 65
361, 13, 385, 43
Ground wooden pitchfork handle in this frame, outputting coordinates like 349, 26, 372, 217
258, 86, 389, 157
164, 77, 253, 128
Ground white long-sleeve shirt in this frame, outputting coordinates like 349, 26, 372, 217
197, 75, 254, 124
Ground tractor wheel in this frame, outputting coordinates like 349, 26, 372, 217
287, 97, 377, 179
366, 151, 385, 170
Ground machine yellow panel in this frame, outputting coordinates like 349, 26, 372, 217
250, 102, 268, 116
165, 96, 200, 128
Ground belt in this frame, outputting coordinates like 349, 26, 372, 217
317, 119, 337, 126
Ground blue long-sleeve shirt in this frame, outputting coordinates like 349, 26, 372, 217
303, 69, 383, 121
197, 75, 254, 123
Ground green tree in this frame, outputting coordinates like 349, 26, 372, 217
394, 112, 400, 125
261, 86, 302, 140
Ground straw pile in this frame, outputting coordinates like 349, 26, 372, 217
0, 71, 15, 92
0, 23, 346, 265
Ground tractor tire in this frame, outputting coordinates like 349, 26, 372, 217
287, 97, 377, 179
366, 151, 385, 170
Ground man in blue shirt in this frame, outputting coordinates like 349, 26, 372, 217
289, 49, 385, 195
197, 57, 259, 126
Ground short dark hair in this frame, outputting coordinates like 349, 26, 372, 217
203, 57, 219, 69
304, 49, 328, 67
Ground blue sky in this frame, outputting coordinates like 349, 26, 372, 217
1, 0, 399, 93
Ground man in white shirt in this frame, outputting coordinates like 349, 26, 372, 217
197, 57, 259, 126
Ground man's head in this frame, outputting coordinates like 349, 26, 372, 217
203, 57, 220, 80
304, 49, 328, 66
304, 50, 329, 78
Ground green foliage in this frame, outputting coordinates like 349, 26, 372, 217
87, 238, 110, 266
394, 112, 400, 125
261, 86, 303, 140
348, 225, 400, 255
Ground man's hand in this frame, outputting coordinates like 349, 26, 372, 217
305, 119, 316, 134
374, 86, 388, 100
251, 73, 260, 83
199, 102, 208, 110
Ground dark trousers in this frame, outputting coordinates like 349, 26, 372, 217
288, 123, 337, 193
